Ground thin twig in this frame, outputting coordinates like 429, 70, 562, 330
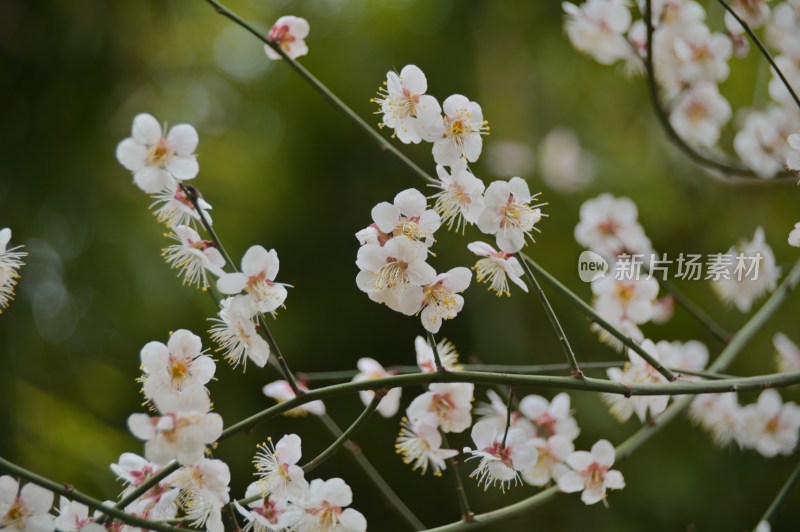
755, 460, 800, 530
96, 461, 179, 524
500, 387, 515, 447
441, 433, 474, 522
657, 275, 733, 343
428, 331, 446, 372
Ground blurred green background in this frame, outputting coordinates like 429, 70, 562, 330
1, 0, 799, 530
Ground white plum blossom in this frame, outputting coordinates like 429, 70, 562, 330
557, 439, 625, 505
669, 82, 731, 148
168, 458, 230, 532
110, 453, 180, 521
711, 227, 779, 313
395, 417, 458, 476
736, 389, 800, 457
477, 177, 543, 253
209, 295, 271, 369
162, 225, 225, 290
651, 295, 675, 324
562, 0, 633, 65
217, 245, 289, 316
463, 420, 538, 492
537, 128, 596, 192
355, 235, 436, 314
592, 274, 660, 325
418, 267, 472, 333
789, 222, 800, 247
263, 380, 326, 417
724, 0, 771, 34
518, 393, 580, 441
654, 339, 708, 374
603, 340, 670, 423
415, 336, 462, 373
140, 329, 216, 404
475, 390, 536, 436
672, 24, 732, 87
407, 383, 474, 433
419, 94, 489, 165
373, 65, 439, 144
265, 16, 309, 60
431, 161, 486, 232
127, 385, 224, 465
297, 478, 367, 532
234, 483, 303, 532
116, 113, 199, 193
768, 56, 800, 108
370, 188, 441, 247
253, 434, 309, 499
468, 241, 528, 296
788, 132, 800, 172
767, 1, 800, 57
774, 332, 800, 373
0, 476, 54, 531
54, 497, 101, 532
352, 358, 402, 418
574, 194, 653, 261
734, 107, 798, 178
150, 181, 213, 228
521, 435, 574, 487
689, 393, 741, 447
0, 228, 26, 313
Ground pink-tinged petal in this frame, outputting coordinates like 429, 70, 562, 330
581, 484, 605, 505
591, 439, 616, 467
288, 16, 310, 39
371, 202, 400, 233
134, 166, 172, 194
394, 188, 427, 217
566, 450, 593, 471
167, 124, 199, 155
166, 155, 199, 181
116, 139, 147, 171
604, 470, 625, 489
470, 420, 499, 449
217, 273, 248, 295
132, 113, 162, 144
557, 471, 585, 493
400, 64, 427, 94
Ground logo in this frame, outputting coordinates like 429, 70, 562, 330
578, 251, 608, 282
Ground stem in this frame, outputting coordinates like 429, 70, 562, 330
0, 456, 195, 532
258, 314, 303, 396
500, 387, 515, 447
657, 276, 732, 343
96, 461, 179, 524
717, 0, 800, 111
518, 253, 583, 378
642, 0, 795, 181
756, 460, 800, 529
201, 0, 436, 186
440, 432, 474, 522
181, 184, 236, 268
520, 254, 677, 382
316, 413, 426, 530
302, 391, 385, 473
428, 332, 446, 372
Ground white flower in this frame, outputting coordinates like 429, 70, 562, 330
711, 227, 779, 313
54, 497, 98, 531
419, 94, 489, 165
297, 478, 367, 532
168, 459, 230, 532
736, 389, 800, 457
562, 0, 633, 65
734, 107, 798, 178
407, 383, 474, 433
418, 267, 472, 333
0, 228, 26, 313
0, 476, 54, 531
140, 329, 216, 404
521, 436, 574, 487
574, 194, 652, 261
657, 24, 731, 93
468, 241, 528, 296
654, 339, 708, 373
592, 275, 660, 325
209, 295, 271, 369
475, 390, 536, 436
234, 483, 303, 532
463, 420, 538, 492
651, 295, 675, 324
265, 16, 309, 60
373, 65, 439, 144
395, 417, 458, 476
150, 181, 212, 228
217, 245, 289, 315
603, 340, 670, 423
352, 358, 402, 418
370, 188, 441, 247
538, 128, 596, 192
689, 393, 741, 447
263, 380, 326, 417
774, 332, 800, 373
788, 132, 800, 172
789, 222, 800, 247
162, 225, 225, 290
724, 0, 771, 33
253, 434, 309, 499
110, 453, 180, 517
355, 235, 436, 314
669, 82, 731, 148
431, 161, 486, 232
767, 1, 800, 58
127, 385, 224, 465
755, 521, 772, 532
477, 177, 543, 253
557, 439, 625, 505
116, 113, 199, 193
414, 336, 462, 373
518, 393, 580, 441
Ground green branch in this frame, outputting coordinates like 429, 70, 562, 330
755, 460, 800, 530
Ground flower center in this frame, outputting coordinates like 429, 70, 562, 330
376, 259, 409, 289
169, 356, 190, 385
423, 281, 457, 310
586, 462, 608, 487
500, 197, 536, 231
3, 500, 29, 526
146, 138, 173, 166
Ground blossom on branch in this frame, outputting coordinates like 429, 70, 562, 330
477, 177, 544, 253
557, 439, 625, 505
373, 65, 439, 144
265, 16, 309, 60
